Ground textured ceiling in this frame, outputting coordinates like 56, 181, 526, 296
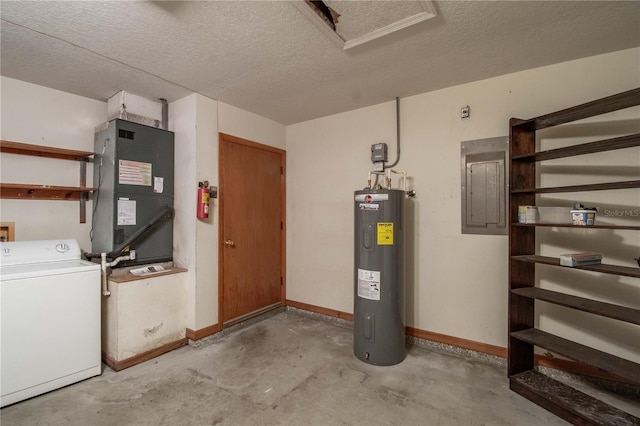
1, 1, 639, 125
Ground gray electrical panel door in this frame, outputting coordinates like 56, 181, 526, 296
92, 119, 174, 266
460, 136, 508, 235
354, 189, 406, 365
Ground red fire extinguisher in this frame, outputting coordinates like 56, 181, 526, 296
197, 181, 211, 219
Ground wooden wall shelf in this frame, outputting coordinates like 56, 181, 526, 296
512, 223, 640, 231
511, 287, 640, 324
511, 133, 640, 161
0, 140, 95, 223
510, 88, 640, 130
510, 370, 640, 425
508, 88, 640, 425
511, 180, 640, 194
0, 140, 94, 161
0, 183, 96, 201
512, 254, 640, 278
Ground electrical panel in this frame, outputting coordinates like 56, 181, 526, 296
460, 137, 508, 235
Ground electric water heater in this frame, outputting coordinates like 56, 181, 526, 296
354, 188, 406, 365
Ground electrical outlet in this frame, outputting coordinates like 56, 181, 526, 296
461, 106, 470, 119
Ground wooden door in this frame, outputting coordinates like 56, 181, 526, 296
219, 133, 285, 326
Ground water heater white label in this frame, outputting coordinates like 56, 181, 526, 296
357, 268, 380, 301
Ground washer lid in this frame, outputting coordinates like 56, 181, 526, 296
0, 259, 100, 281
0, 239, 83, 266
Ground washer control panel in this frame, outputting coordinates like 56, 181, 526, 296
0, 239, 82, 266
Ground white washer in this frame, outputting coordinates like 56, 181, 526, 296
1, 239, 101, 407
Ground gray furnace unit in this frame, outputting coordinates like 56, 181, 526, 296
92, 119, 174, 266
354, 189, 405, 365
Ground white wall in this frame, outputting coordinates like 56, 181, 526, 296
287, 102, 396, 313
170, 93, 221, 331
286, 48, 640, 355
218, 101, 286, 149
194, 95, 220, 330
171, 95, 286, 332
169, 94, 200, 329
0, 77, 107, 249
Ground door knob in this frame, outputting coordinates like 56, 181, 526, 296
224, 239, 235, 247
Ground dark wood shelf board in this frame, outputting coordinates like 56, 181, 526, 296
0, 183, 95, 201
510, 370, 640, 426
511, 180, 640, 194
512, 255, 640, 278
511, 329, 640, 385
510, 88, 640, 130
511, 287, 640, 325
1, 140, 94, 161
511, 222, 640, 231
511, 133, 640, 162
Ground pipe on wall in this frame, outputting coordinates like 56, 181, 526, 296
160, 98, 168, 130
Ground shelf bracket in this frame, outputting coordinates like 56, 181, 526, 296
80, 159, 87, 223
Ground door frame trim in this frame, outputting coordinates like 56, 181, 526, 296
218, 133, 286, 329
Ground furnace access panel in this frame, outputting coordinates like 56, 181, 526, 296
92, 119, 175, 266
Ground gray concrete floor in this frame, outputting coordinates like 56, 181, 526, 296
0, 311, 582, 425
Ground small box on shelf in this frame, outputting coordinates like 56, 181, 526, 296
571, 209, 597, 226
518, 206, 538, 223
559, 252, 602, 267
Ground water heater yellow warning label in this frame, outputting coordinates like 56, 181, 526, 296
377, 222, 393, 245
